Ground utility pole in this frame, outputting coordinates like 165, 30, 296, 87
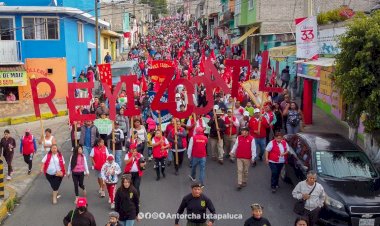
133, 0, 136, 45
95, 0, 99, 65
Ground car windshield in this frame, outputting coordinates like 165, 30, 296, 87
316, 151, 378, 179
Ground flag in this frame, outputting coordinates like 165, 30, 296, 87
241, 48, 246, 60
141, 76, 148, 92
98, 63, 112, 89
188, 58, 193, 78
270, 68, 276, 86
200, 52, 205, 73
210, 49, 216, 61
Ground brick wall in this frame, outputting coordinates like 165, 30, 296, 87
256, 0, 376, 34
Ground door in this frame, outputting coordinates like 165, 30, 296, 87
88, 49, 92, 66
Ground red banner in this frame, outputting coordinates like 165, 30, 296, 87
98, 63, 112, 89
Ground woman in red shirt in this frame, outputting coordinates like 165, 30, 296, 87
152, 130, 170, 181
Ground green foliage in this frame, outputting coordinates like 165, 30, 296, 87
333, 12, 380, 133
317, 7, 351, 25
140, 0, 168, 20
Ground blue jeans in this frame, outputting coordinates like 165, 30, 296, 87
269, 162, 284, 189
121, 220, 135, 226
255, 138, 266, 160
286, 123, 300, 135
83, 146, 92, 167
115, 150, 123, 168
191, 157, 206, 185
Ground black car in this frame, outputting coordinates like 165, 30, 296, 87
283, 132, 380, 226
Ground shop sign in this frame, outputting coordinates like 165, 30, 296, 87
0, 71, 27, 87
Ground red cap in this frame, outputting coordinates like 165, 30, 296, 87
195, 127, 204, 134
130, 143, 137, 150
76, 197, 87, 208
107, 155, 114, 161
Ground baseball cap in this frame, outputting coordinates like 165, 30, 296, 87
130, 143, 137, 150
227, 108, 232, 113
76, 197, 87, 208
254, 108, 260, 114
109, 211, 120, 218
191, 182, 203, 188
107, 155, 114, 161
195, 127, 204, 134
241, 127, 249, 131
243, 111, 250, 116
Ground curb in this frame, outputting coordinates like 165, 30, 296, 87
0, 186, 17, 223
0, 110, 67, 126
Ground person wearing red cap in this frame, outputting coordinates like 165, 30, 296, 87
41, 144, 65, 204
187, 127, 208, 186
152, 130, 170, 181
20, 128, 37, 175
101, 154, 121, 209
90, 138, 110, 197
63, 197, 96, 226
124, 143, 146, 195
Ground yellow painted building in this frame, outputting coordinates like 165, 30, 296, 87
100, 29, 123, 63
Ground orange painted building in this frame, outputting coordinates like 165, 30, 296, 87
19, 58, 68, 101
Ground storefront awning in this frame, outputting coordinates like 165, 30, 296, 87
269, 45, 296, 59
232, 26, 258, 45
296, 58, 335, 80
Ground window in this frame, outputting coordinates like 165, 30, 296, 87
235, 0, 241, 15
0, 17, 15, 40
248, 0, 254, 10
104, 37, 109, 49
23, 17, 59, 40
77, 22, 84, 42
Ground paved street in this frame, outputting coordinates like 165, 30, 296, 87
2, 117, 298, 226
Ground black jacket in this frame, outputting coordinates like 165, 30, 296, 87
114, 186, 140, 221
175, 193, 216, 224
63, 209, 96, 226
244, 216, 271, 226
208, 117, 226, 138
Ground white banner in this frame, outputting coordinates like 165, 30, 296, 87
295, 17, 319, 59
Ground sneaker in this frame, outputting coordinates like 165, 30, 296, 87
6, 176, 11, 181
242, 182, 247, 187
271, 188, 277, 193
237, 184, 243, 190
110, 203, 115, 209
148, 156, 153, 161
218, 160, 224, 165
100, 191, 106, 197
162, 172, 166, 178
188, 175, 196, 182
57, 194, 61, 199
98, 188, 102, 194
230, 158, 235, 163
252, 161, 257, 167
28, 170, 31, 175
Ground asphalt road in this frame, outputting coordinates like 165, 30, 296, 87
3, 126, 298, 226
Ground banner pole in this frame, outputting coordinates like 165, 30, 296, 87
213, 108, 221, 141
174, 118, 179, 166
74, 122, 78, 147
112, 121, 115, 157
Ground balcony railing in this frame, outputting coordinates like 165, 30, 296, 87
0, 40, 22, 65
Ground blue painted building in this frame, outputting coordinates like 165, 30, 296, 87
0, 0, 109, 82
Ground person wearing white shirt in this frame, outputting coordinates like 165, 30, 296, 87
265, 132, 290, 193
230, 127, 256, 190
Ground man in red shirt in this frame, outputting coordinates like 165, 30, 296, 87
187, 127, 208, 186
248, 109, 269, 165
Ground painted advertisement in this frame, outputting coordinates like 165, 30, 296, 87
0, 71, 27, 87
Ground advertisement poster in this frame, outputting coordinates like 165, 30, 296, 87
295, 16, 319, 59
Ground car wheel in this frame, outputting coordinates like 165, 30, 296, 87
280, 167, 291, 184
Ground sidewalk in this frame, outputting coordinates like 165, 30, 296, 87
0, 116, 70, 223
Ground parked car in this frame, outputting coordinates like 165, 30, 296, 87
283, 132, 380, 226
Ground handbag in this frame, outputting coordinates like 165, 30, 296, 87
53, 155, 64, 177
293, 183, 317, 215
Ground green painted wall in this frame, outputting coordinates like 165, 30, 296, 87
239, 0, 256, 26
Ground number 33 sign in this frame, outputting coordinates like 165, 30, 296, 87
295, 16, 319, 59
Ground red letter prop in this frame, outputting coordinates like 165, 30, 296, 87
259, 50, 283, 93
204, 59, 230, 95
150, 67, 175, 113
225, 59, 251, 98
30, 78, 58, 118
120, 75, 141, 117
103, 81, 122, 121
190, 75, 214, 115
67, 82, 95, 122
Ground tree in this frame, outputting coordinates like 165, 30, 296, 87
333, 12, 380, 163
141, 0, 168, 20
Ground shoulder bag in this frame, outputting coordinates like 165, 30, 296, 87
293, 183, 317, 215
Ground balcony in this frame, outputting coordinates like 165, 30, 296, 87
0, 41, 22, 65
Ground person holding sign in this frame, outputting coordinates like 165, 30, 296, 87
249, 109, 270, 165
167, 118, 187, 175
90, 138, 110, 198
152, 130, 170, 181
224, 109, 239, 163
208, 109, 226, 165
